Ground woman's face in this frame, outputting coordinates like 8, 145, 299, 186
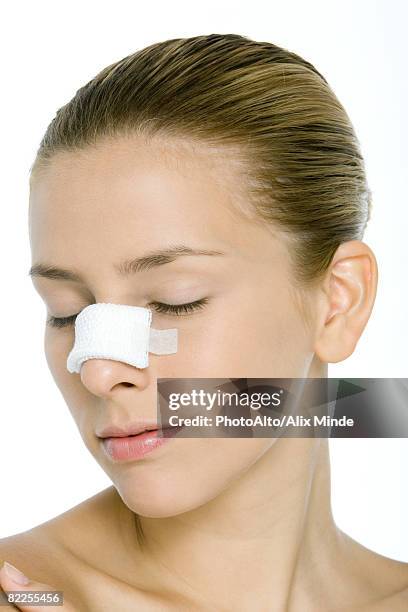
29, 136, 320, 517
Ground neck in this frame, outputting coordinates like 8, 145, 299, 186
117, 436, 342, 610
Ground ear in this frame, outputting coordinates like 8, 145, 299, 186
313, 240, 378, 363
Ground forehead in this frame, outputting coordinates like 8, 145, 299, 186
28, 135, 292, 288
29, 137, 253, 255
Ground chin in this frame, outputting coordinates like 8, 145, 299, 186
112, 471, 220, 518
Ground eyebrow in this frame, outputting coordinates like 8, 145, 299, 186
28, 245, 226, 281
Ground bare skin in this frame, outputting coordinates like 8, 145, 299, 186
1, 135, 407, 611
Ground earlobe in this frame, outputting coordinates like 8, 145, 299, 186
313, 240, 378, 363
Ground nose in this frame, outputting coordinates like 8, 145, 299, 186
79, 358, 149, 398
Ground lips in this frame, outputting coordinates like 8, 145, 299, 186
98, 423, 184, 462
96, 422, 161, 438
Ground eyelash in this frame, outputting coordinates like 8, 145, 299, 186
46, 298, 209, 328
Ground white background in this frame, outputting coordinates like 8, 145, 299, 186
1, 0, 407, 561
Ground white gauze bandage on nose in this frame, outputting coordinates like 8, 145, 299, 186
66, 302, 178, 374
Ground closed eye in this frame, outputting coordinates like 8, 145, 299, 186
46, 298, 209, 328
150, 297, 209, 316
46, 313, 79, 329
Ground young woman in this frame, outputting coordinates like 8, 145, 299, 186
1, 33, 407, 611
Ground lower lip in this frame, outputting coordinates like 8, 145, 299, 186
100, 426, 184, 462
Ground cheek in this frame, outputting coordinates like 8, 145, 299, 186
44, 327, 92, 423
44, 326, 74, 386
170, 292, 312, 378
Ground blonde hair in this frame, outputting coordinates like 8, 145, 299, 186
31, 33, 372, 286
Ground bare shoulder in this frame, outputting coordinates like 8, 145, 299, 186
0, 516, 75, 581
383, 585, 408, 611
0, 489, 188, 611
368, 564, 408, 612
360, 583, 408, 612
0, 486, 121, 606
337, 529, 408, 611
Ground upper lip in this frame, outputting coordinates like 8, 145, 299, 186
96, 421, 163, 438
